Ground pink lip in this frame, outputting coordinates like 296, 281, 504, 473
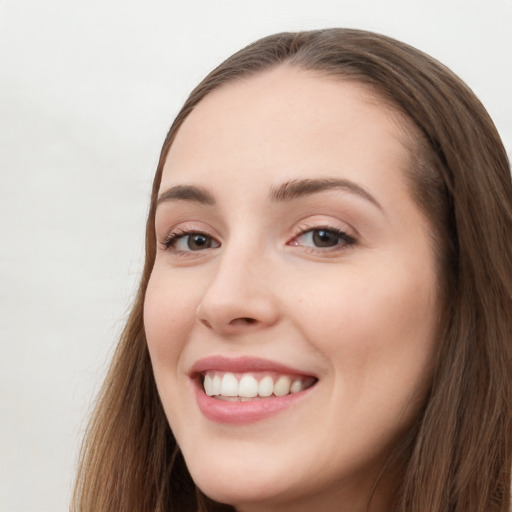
190, 356, 317, 425
190, 355, 315, 377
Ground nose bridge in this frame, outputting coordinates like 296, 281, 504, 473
196, 235, 278, 331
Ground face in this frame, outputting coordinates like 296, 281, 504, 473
144, 66, 439, 512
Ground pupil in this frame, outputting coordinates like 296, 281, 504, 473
312, 230, 339, 247
188, 234, 210, 250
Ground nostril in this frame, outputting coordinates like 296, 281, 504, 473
200, 319, 213, 329
198, 316, 257, 330
230, 317, 257, 326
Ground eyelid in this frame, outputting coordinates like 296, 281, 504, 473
164, 230, 217, 247
159, 223, 221, 254
157, 218, 357, 256
287, 221, 357, 253
290, 218, 354, 239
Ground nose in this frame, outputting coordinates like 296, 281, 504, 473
195, 246, 280, 335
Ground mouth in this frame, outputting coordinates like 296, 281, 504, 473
190, 356, 318, 423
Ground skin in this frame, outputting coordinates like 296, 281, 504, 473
144, 66, 440, 512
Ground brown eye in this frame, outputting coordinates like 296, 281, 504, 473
290, 227, 356, 251
164, 231, 220, 252
312, 229, 341, 247
187, 234, 214, 250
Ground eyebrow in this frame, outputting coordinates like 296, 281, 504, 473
269, 178, 382, 210
157, 184, 215, 206
156, 177, 381, 210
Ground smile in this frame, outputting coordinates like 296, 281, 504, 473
202, 371, 316, 400
191, 356, 318, 424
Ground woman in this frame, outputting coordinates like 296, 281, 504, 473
72, 29, 512, 512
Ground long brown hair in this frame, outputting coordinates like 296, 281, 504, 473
72, 29, 512, 512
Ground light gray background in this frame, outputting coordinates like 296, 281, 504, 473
1, 1, 511, 511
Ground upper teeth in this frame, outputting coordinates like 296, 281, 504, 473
203, 372, 314, 399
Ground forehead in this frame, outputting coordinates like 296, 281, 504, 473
162, 66, 412, 200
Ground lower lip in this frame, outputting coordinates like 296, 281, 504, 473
194, 383, 313, 425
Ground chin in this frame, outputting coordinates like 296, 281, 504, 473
187, 459, 297, 509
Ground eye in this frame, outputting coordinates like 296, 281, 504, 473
163, 230, 220, 252
290, 227, 356, 250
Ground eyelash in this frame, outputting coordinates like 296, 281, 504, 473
161, 225, 356, 255
162, 229, 218, 252
290, 225, 356, 253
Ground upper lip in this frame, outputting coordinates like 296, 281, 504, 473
190, 355, 317, 378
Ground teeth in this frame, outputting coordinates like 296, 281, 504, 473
203, 372, 314, 399
274, 376, 291, 396
211, 374, 221, 395
239, 374, 258, 397
258, 376, 274, 397
290, 378, 302, 394
220, 373, 239, 396
204, 374, 223, 396
204, 374, 214, 396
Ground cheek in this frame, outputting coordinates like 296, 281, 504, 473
143, 267, 198, 367
291, 262, 438, 402
143, 267, 205, 436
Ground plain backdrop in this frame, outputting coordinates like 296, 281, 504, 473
0, 1, 511, 510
